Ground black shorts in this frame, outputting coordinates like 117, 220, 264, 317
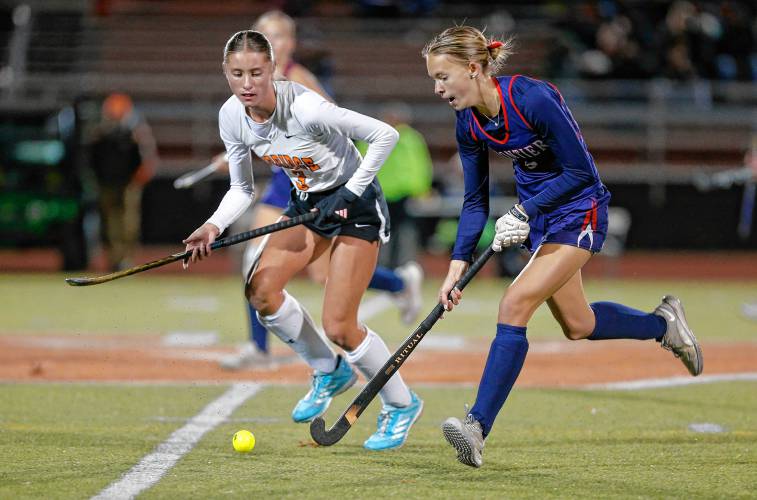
283, 179, 390, 243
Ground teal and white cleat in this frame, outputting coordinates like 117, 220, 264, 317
291, 355, 357, 423
364, 391, 423, 451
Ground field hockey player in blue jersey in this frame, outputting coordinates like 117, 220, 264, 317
423, 26, 703, 468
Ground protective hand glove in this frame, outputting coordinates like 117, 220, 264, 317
492, 204, 530, 252
313, 186, 359, 225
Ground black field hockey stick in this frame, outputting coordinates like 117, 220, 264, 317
310, 246, 496, 446
65, 211, 317, 286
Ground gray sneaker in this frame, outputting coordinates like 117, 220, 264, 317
441, 414, 485, 468
393, 261, 424, 325
654, 295, 703, 376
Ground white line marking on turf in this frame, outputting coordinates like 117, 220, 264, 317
91, 382, 262, 500
5, 373, 757, 392
583, 372, 757, 390
688, 422, 726, 433
162, 331, 219, 347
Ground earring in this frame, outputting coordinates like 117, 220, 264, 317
469, 73, 477, 79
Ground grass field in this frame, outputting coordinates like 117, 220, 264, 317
1, 382, 755, 499
1, 272, 756, 498
2, 273, 756, 342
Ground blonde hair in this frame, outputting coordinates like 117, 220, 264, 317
253, 10, 296, 38
422, 25, 513, 75
223, 30, 274, 63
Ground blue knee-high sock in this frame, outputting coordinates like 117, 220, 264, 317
470, 324, 529, 437
247, 302, 269, 353
367, 266, 404, 293
588, 302, 666, 342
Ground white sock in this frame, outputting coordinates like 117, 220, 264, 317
345, 328, 412, 407
258, 291, 337, 373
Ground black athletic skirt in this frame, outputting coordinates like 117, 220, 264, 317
283, 179, 390, 243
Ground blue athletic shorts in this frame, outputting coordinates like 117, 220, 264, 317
259, 168, 292, 209
525, 190, 611, 254
282, 179, 390, 243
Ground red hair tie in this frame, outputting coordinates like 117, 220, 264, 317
487, 41, 503, 50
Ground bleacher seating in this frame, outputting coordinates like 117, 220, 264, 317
1, 1, 753, 183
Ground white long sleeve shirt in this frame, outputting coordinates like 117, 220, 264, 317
206, 81, 399, 232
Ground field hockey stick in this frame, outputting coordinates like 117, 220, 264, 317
65, 212, 317, 286
310, 246, 496, 446
173, 161, 222, 189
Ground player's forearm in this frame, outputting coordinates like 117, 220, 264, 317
211, 133, 254, 231
345, 122, 399, 195
452, 148, 491, 261
451, 207, 489, 262
205, 186, 255, 233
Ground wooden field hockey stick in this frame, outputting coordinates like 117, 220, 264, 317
309, 246, 496, 446
173, 161, 222, 189
65, 212, 317, 286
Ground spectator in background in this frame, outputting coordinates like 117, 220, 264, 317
90, 93, 157, 271
716, 1, 755, 80
658, 1, 713, 80
356, 102, 433, 268
554, 0, 754, 82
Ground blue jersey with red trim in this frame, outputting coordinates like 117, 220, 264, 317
452, 75, 608, 261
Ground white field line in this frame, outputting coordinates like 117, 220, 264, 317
4, 373, 757, 392
582, 372, 757, 391
91, 382, 262, 500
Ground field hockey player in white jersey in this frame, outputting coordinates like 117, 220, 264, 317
182, 30, 423, 451
218, 10, 424, 371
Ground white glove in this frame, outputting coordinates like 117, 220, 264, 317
492, 204, 530, 252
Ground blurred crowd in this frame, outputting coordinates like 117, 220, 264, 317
549, 0, 755, 81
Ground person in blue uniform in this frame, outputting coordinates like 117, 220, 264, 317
423, 25, 704, 468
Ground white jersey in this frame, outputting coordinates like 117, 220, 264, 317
206, 81, 399, 232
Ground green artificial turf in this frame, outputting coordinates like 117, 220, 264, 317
1, 381, 754, 499
1, 273, 756, 344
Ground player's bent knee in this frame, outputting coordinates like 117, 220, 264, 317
245, 281, 283, 316
562, 328, 590, 341
560, 320, 594, 341
498, 293, 539, 324
321, 317, 354, 349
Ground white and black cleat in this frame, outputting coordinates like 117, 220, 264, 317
655, 295, 703, 376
